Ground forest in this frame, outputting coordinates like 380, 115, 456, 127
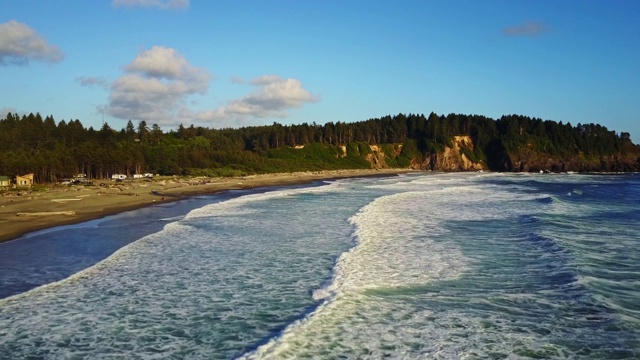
0, 111, 638, 183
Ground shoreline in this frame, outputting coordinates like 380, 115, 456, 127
0, 169, 412, 244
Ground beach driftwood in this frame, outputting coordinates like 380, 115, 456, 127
16, 211, 76, 217
51, 199, 82, 203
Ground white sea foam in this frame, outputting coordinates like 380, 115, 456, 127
0, 178, 369, 359
242, 174, 570, 359
3, 173, 636, 359
184, 180, 342, 220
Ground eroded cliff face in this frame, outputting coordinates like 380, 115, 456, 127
423, 136, 485, 171
495, 141, 640, 172
506, 152, 640, 172
363, 136, 639, 172
365, 145, 390, 169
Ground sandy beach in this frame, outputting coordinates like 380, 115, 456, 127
0, 169, 410, 243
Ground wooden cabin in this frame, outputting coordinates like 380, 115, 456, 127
15, 173, 34, 188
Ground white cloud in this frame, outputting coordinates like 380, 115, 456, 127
250, 75, 286, 86
76, 76, 109, 89
112, 0, 189, 10
125, 46, 205, 85
0, 20, 64, 66
105, 46, 210, 125
189, 76, 319, 123
104, 47, 318, 127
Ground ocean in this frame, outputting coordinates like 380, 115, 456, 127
0, 173, 638, 359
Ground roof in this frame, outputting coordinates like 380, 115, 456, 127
0, 176, 9, 181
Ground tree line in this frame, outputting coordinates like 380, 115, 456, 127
0, 111, 637, 183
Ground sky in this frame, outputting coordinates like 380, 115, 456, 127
1, 0, 639, 141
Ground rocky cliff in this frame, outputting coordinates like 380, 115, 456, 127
362, 135, 639, 172
504, 151, 640, 173
422, 136, 639, 173
364, 145, 388, 169
422, 136, 485, 171
484, 139, 640, 172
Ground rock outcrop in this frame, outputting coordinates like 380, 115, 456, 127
365, 145, 390, 169
360, 135, 639, 173
503, 145, 640, 172
423, 136, 485, 171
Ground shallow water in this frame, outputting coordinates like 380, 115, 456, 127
1, 173, 638, 359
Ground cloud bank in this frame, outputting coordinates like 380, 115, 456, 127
104, 46, 318, 127
183, 76, 319, 126
222, 75, 319, 118
502, 21, 549, 37
0, 20, 64, 66
112, 0, 189, 10
105, 46, 210, 125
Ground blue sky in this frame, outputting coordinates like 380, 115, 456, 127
1, 0, 639, 141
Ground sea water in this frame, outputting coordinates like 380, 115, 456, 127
0, 173, 638, 359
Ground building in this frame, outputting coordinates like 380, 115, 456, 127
0, 176, 10, 188
15, 173, 34, 188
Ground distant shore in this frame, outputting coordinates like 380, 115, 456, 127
0, 169, 412, 243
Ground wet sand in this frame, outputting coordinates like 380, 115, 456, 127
0, 169, 410, 243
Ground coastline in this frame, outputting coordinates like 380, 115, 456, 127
0, 168, 412, 243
